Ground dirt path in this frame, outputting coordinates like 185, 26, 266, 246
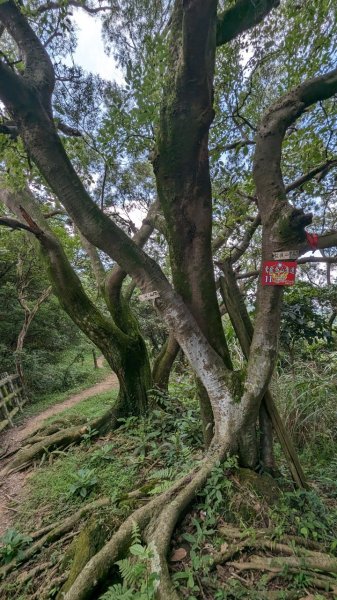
0, 361, 118, 536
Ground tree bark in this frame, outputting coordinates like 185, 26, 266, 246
219, 262, 307, 487
153, 0, 233, 441
152, 333, 180, 391
15, 256, 52, 389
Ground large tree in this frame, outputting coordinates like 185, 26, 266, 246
1, 0, 337, 597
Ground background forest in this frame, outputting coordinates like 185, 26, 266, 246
0, 0, 337, 599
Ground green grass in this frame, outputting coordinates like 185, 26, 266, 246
15, 390, 120, 526
43, 389, 118, 426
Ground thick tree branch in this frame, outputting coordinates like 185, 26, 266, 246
219, 262, 307, 485
0, 119, 82, 138
230, 214, 261, 263
0, 187, 131, 350
235, 255, 337, 280
0, 215, 35, 233
0, 122, 18, 138
286, 159, 337, 193
233, 67, 337, 455
254, 67, 337, 225
78, 231, 106, 295
0, 0, 54, 107
105, 201, 159, 309
0, 60, 32, 110
56, 121, 82, 137
213, 138, 255, 153
216, 0, 280, 46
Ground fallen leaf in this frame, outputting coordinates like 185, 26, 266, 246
220, 542, 229, 553
170, 548, 187, 562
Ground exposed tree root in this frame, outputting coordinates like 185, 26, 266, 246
212, 523, 337, 594
62, 446, 226, 600
22, 418, 88, 446
229, 553, 337, 576
217, 524, 325, 552
229, 557, 337, 594
17, 561, 52, 586
0, 497, 110, 579
0, 408, 114, 476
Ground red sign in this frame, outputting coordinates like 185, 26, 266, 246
261, 261, 297, 286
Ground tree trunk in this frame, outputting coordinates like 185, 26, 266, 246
92, 349, 98, 369
219, 263, 307, 485
115, 336, 153, 419
153, 0, 232, 442
152, 333, 179, 391
15, 280, 52, 390
2, 187, 152, 421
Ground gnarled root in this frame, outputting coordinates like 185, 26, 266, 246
22, 418, 88, 446
0, 408, 115, 476
62, 445, 227, 600
0, 497, 110, 579
213, 524, 337, 595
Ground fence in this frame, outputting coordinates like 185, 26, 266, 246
0, 373, 26, 433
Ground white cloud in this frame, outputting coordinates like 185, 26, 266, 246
68, 10, 124, 84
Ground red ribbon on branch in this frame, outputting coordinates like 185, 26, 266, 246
305, 231, 319, 251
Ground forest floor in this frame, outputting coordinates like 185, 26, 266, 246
0, 358, 118, 536
0, 376, 336, 600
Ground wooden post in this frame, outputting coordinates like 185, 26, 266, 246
0, 373, 26, 432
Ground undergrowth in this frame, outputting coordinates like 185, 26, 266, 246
1, 374, 336, 600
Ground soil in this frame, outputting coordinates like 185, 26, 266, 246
0, 359, 118, 536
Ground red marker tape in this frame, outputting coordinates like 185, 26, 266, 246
305, 231, 319, 251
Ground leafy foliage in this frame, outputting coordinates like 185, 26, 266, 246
280, 283, 335, 352
270, 489, 337, 545
118, 385, 202, 468
0, 529, 32, 564
68, 468, 98, 499
101, 523, 159, 599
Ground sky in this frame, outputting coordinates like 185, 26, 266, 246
70, 10, 124, 84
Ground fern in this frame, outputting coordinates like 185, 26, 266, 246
100, 583, 134, 599
131, 521, 141, 545
100, 522, 159, 600
116, 556, 147, 586
149, 467, 175, 481
148, 480, 174, 495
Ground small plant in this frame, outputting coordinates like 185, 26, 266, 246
0, 529, 32, 564
81, 426, 99, 446
172, 458, 238, 598
100, 523, 159, 599
89, 443, 114, 463
68, 468, 98, 498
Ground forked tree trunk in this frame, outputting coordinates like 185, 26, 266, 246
153, 0, 233, 443
0, 0, 335, 469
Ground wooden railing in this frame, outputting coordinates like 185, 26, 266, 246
0, 373, 26, 433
